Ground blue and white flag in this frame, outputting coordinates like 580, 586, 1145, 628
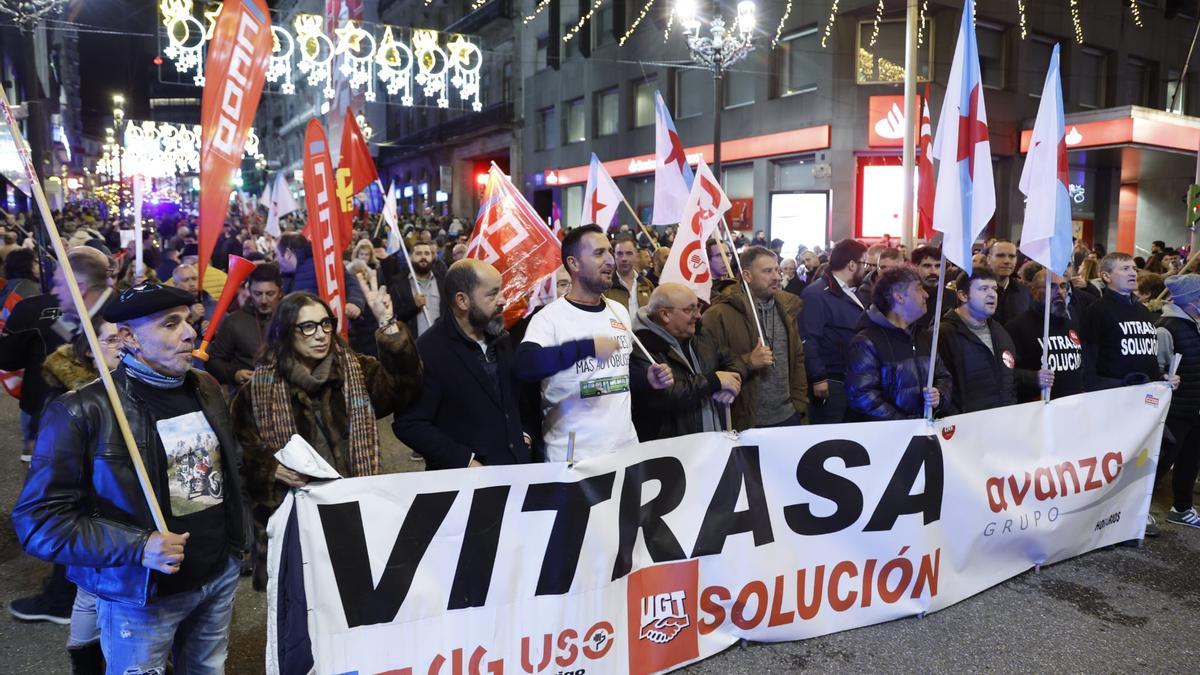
1019, 43, 1073, 275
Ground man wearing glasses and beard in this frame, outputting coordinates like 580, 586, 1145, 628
393, 259, 535, 468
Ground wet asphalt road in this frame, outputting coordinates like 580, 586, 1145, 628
0, 393, 1197, 673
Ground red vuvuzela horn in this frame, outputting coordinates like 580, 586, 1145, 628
193, 254, 257, 361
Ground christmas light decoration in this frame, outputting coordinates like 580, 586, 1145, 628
1129, 0, 1143, 28
564, 0, 605, 43
821, 0, 840, 48
772, 0, 792, 47
1070, 0, 1083, 44
158, 0, 483, 111
918, 0, 927, 47
619, 0, 656, 47
1017, 0, 1027, 40
870, 0, 884, 47
523, 0, 552, 25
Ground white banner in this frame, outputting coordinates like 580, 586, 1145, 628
267, 385, 1168, 675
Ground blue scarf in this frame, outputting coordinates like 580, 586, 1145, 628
121, 352, 185, 389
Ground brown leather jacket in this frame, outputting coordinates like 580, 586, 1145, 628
701, 288, 808, 429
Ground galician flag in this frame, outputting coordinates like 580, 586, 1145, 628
931, 0, 994, 274
659, 160, 731, 303
581, 153, 623, 227
1019, 43, 1072, 275
264, 172, 299, 237
652, 90, 695, 225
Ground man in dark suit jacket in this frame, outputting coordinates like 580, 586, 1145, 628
392, 259, 532, 469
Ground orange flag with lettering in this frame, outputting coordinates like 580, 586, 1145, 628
197, 0, 272, 285
303, 119, 349, 337
334, 107, 379, 250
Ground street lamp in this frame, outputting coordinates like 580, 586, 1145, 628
113, 94, 125, 218
672, 0, 757, 176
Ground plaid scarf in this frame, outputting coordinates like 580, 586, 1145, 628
250, 344, 380, 478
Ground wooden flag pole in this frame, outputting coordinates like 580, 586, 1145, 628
618, 195, 661, 251
720, 221, 767, 346
0, 87, 168, 532
1155, 249, 1200, 302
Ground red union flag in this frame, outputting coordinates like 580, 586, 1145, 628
334, 107, 379, 249
658, 160, 731, 303
302, 119, 348, 337
197, 0, 272, 285
467, 165, 562, 326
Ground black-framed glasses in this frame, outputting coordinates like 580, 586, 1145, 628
295, 317, 336, 337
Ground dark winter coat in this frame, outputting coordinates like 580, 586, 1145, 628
206, 303, 271, 386
1080, 288, 1162, 390
937, 310, 1017, 413
1005, 304, 1085, 401
1156, 305, 1200, 420
387, 264, 447, 337
603, 273, 654, 311
392, 317, 531, 469
845, 308, 954, 421
283, 250, 320, 295
12, 366, 246, 607
630, 310, 748, 441
0, 293, 64, 417
700, 288, 808, 429
800, 273, 868, 384
993, 279, 1034, 326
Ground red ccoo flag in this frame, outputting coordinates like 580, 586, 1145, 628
303, 119, 349, 337
334, 107, 379, 250
467, 165, 562, 326
916, 83, 936, 241
197, 0, 272, 285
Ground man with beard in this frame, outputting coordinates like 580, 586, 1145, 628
392, 259, 533, 468
801, 238, 870, 423
206, 263, 284, 387
911, 245, 959, 332
987, 240, 1032, 325
703, 246, 808, 429
388, 240, 446, 338
1005, 269, 1081, 401
937, 267, 1017, 413
515, 225, 673, 462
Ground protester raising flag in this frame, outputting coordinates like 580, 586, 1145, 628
917, 84, 936, 241
467, 164, 562, 326
1019, 44, 1072, 275
652, 90, 695, 225
581, 153, 623, 227
659, 160, 732, 303
931, 0, 994, 275
265, 172, 299, 237
302, 118, 348, 337
197, 0, 271, 285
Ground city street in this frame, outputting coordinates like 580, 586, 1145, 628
1, 394, 1198, 673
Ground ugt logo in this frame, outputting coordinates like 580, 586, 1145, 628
639, 590, 689, 644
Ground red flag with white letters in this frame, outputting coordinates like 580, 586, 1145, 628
466, 165, 562, 327
302, 119, 349, 337
197, 0, 272, 285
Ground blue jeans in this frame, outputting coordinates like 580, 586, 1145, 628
97, 557, 239, 675
68, 587, 99, 649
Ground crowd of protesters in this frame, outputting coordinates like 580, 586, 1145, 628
1, 201, 1197, 673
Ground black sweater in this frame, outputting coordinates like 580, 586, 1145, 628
1005, 304, 1084, 401
1080, 289, 1162, 390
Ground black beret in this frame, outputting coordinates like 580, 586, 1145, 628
103, 282, 196, 323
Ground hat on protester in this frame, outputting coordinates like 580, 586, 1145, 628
102, 282, 196, 323
1166, 274, 1200, 307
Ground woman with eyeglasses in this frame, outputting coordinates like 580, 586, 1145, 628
230, 287, 422, 590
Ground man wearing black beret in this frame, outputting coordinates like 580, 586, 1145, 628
13, 281, 247, 674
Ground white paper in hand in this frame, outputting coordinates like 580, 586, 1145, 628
273, 434, 342, 480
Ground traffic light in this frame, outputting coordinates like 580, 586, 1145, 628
1189, 184, 1200, 227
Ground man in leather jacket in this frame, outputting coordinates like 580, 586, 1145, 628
13, 281, 246, 674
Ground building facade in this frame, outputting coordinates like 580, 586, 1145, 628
520, 0, 1200, 256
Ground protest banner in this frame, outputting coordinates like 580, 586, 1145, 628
302, 118, 348, 337
267, 384, 1167, 675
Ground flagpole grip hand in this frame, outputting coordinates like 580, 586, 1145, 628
746, 344, 774, 369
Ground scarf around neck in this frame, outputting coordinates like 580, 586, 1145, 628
121, 352, 185, 389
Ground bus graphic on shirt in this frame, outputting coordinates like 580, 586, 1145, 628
580, 375, 630, 398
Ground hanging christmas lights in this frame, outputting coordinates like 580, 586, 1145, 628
1017, 0, 1027, 40
620, 0, 656, 46
918, 0, 927, 47
869, 0, 884, 47
1069, 0, 1083, 44
1129, 0, 1144, 28
158, 0, 484, 111
523, 0, 552, 25
564, 0, 605, 43
772, 0, 792, 47
821, 0, 840, 49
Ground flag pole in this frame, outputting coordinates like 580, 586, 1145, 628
1041, 273, 1052, 403
722, 221, 767, 346
618, 195, 660, 251
0, 87, 168, 532
923, 255, 948, 420
900, 0, 920, 250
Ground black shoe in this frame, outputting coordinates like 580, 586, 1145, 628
68, 642, 104, 675
1145, 513, 1161, 538
8, 592, 72, 625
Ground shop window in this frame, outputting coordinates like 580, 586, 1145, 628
564, 185, 583, 230
1027, 37, 1056, 99
676, 67, 708, 119
1124, 57, 1156, 107
536, 35, 549, 72
725, 67, 755, 108
564, 97, 585, 144
634, 77, 657, 127
856, 19, 933, 84
776, 26, 821, 96
773, 155, 817, 191
593, 4, 614, 46
722, 164, 754, 231
596, 88, 619, 136
631, 176, 654, 223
